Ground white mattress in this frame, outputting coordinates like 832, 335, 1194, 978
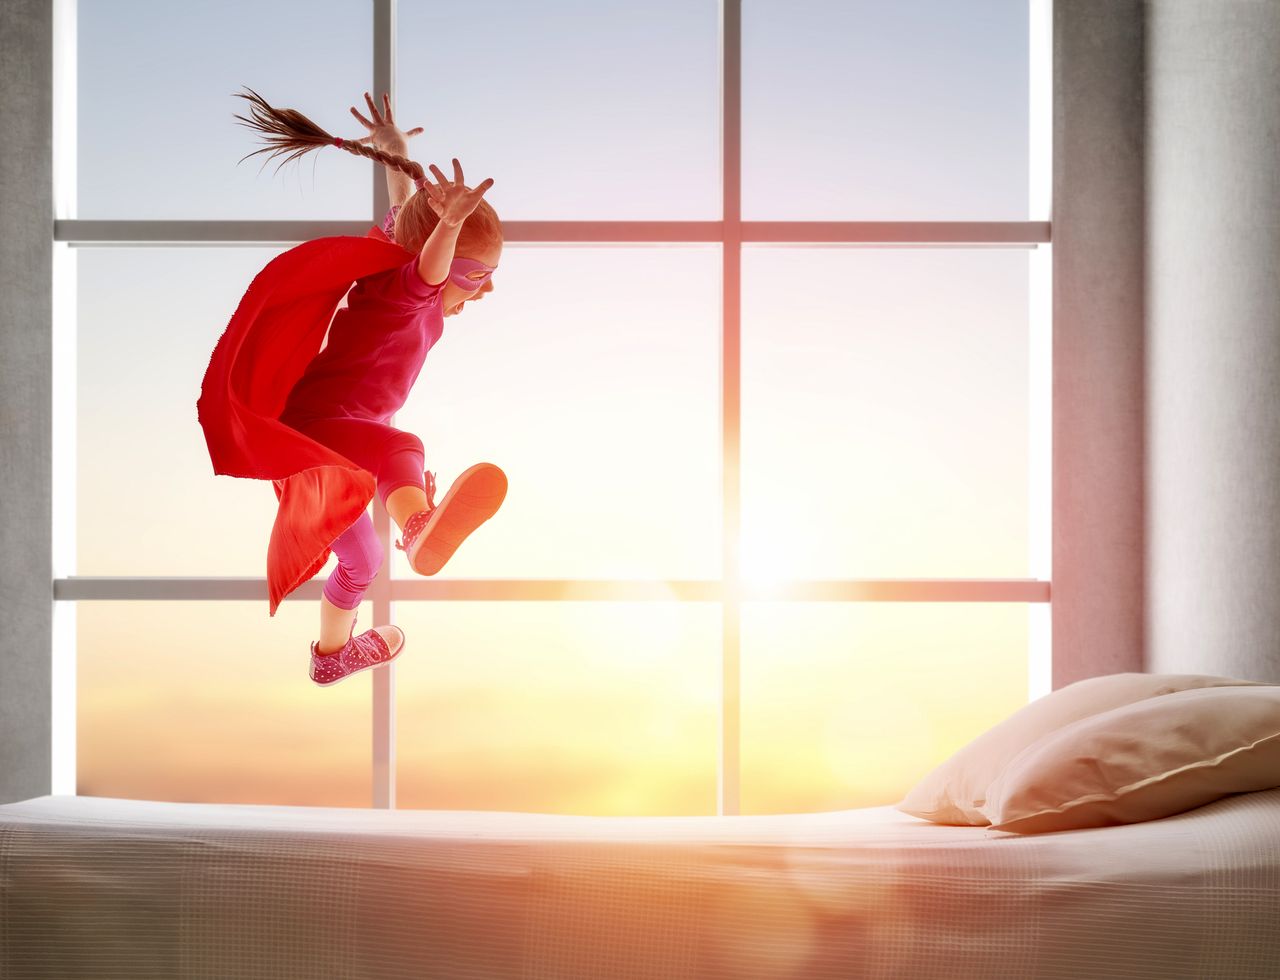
2, 789, 1279, 979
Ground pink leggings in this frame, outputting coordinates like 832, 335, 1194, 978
281, 414, 426, 610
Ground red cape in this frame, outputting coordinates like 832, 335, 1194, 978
196, 224, 412, 616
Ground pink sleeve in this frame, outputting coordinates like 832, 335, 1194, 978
379, 210, 445, 305
391, 257, 446, 308
381, 205, 401, 242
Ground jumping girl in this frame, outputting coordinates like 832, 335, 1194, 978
197, 88, 506, 688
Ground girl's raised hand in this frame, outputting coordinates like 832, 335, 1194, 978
349, 91, 423, 152
420, 158, 495, 228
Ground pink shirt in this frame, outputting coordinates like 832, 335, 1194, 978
280, 257, 446, 424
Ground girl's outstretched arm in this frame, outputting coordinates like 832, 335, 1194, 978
386, 162, 415, 209
416, 159, 495, 286
418, 220, 463, 287
349, 91, 422, 208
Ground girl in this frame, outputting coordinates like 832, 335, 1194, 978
200, 88, 506, 687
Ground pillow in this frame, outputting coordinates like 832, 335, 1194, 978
895, 672, 1269, 825
979, 684, 1280, 834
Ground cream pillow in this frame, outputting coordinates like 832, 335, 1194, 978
979, 684, 1280, 834
895, 672, 1268, 825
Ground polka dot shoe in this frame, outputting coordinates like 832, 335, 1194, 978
309, 614, 406, 687
395, 463, 508, 576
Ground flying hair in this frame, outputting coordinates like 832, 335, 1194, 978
232, 86, 502, 255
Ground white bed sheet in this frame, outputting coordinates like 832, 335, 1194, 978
2, 788, 1278, 979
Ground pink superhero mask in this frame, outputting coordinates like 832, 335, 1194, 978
448, 256, 495, 292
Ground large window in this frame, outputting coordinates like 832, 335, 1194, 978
53, 0, 1052, 815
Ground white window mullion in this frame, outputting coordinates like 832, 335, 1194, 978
372, 0, 396, 811
720, 0, 743, 819
51, 0, 79, 797
1029, 0, 1055, 704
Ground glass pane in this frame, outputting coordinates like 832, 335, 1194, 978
78, 0, 372, 219
395, 246, 722, 580
743, 0, 1029, 219
741, 602, 1029, 814
76, 600, 373, 807
77, 247, 356, 581
741, 247, 1029, 581
394, 602, 720, 815
397, 0, 720, 220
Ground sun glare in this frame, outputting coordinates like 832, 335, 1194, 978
739, 528, 801, 593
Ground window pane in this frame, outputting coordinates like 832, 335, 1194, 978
78, 0, 372, 219
743, 0, 1029, 219
741, 247, 1029, 581
76, 600, 373, 807
395, 246, 722, 580
741, 602, 1029, 814
397, 0, 720, 220
79, 245, 720, 581
393, 602, 720, 815
76, 247, 351, 578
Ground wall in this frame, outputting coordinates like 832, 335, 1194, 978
1146, 0, 1280, 682
1052, 0, 1147, 687
0, 0, 54, 804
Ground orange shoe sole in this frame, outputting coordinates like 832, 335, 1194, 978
408, 462, 507, 576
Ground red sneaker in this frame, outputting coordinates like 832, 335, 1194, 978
395, 463, 507, 576
309, 615, 405, 687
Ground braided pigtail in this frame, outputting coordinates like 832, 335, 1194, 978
232, 86, 426, 186
232, 86, 502, 255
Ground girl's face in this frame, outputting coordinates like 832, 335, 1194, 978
442, 239, 503, 317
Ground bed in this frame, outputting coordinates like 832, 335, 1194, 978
2, 788, 1278, 979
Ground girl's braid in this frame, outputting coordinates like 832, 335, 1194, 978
339, 141, 426, 185
232, 86, 426, 184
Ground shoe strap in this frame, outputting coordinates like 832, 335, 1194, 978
424, 470, 437, 510
394, 506, 435, 552
392, 472, 437, 552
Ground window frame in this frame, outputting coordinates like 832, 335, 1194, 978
51, 0, 1053, 814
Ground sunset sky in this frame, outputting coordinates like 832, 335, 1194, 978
70, 0, 1037, 815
